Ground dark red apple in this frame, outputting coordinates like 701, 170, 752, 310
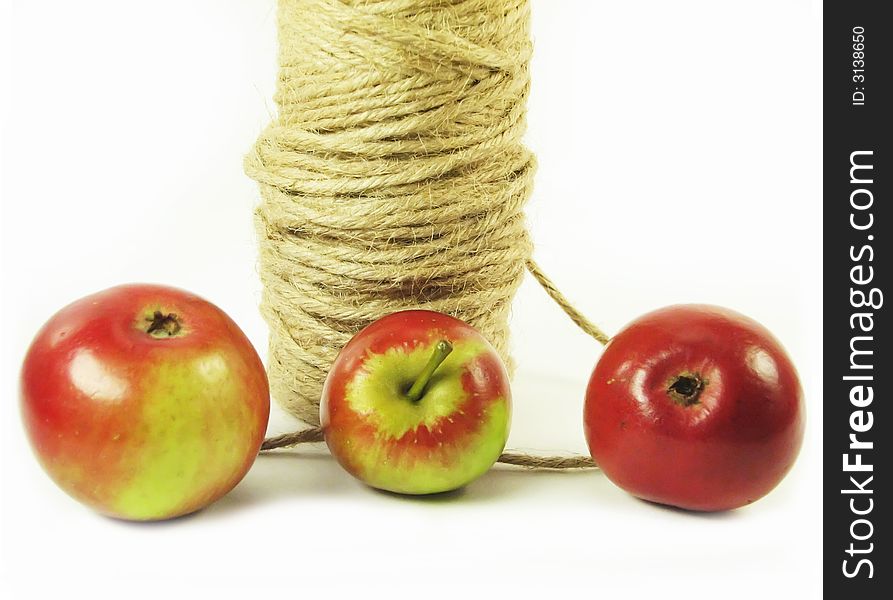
584, 304, 804, 511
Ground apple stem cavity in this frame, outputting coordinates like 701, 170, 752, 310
667, 372, 706, 407
145, 311, 183, 338
406, 340, 453, 403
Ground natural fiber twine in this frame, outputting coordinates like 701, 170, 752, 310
246, 0, 608, 469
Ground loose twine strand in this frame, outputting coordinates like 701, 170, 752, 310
246, 0, 608, 470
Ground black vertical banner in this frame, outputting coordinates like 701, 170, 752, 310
825, 3, 890, 596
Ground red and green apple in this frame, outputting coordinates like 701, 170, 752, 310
20, 284, 270, 520
321, 310, 511, 495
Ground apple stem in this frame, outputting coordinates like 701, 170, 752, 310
406, 340, 453, 403
667, 372, 706, 407
146, 311, 182, 338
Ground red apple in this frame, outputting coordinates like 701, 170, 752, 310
321, 310, 511, 495
584, 304, 805, 511
20, 284, 270, 520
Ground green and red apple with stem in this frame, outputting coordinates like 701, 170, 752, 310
320, 310, 511, 495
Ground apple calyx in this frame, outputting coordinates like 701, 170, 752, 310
667, 372, 706, 407
144, 311, 183, 339
406, 340, 453, 403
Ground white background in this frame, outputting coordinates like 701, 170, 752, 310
1, 1, 822, 598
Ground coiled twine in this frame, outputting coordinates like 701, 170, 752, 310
246, 0, 536, 425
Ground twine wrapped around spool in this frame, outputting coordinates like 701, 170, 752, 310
246, 0, 608, 468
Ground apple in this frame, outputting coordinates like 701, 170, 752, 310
584, 304, 804, 511
20, 284, 270, 520
321, 310, 511, 495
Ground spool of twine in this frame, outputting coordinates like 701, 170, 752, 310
246, 0, 608, 469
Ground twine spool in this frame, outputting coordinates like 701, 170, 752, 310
246, 0, 608, 468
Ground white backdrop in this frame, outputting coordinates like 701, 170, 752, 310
1, 1, 822, 597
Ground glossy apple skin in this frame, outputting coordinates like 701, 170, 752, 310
20, 284, 270, 521
321, 310, 511, 495
584, 305, 804, 511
